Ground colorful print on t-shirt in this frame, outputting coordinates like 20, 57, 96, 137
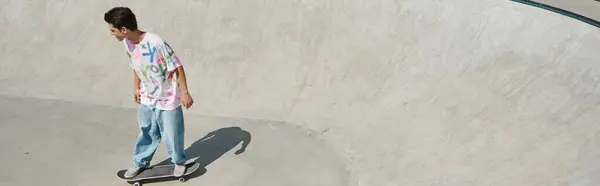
123, 32, 183, 110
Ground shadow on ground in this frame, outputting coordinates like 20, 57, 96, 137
157, 126, 252, 167
129, 126, 252, 184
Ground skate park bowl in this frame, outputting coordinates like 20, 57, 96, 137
1, 0, 600, 185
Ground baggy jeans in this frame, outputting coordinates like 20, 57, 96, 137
133, 104, 187, 167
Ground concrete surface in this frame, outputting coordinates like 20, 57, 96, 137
0, 94, 347, 186
534, 0, 600, 21
1, 0, 600, 185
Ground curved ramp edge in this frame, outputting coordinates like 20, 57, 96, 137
510, 0, 600, 27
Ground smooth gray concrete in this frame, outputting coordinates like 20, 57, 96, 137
1, 0, 600, 185
0, 95, 347, 186
535, 0, 600, 21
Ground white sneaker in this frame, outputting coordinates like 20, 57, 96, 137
124, 167, 145, 178
173, 164, 186, 177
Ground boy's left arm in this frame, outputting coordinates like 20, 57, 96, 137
175, 66, 189, 94
160, 40, 194, 109
175, 66, 194, 109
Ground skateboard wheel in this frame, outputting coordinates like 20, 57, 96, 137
133, 182, 141, 186
179, 177, 186, 182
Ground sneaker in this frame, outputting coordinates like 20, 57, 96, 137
173, 164, 186, 177
124, 166, 145, 178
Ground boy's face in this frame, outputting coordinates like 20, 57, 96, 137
108, 24, 127, 41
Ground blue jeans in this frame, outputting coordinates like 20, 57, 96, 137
133, 104, 187, 167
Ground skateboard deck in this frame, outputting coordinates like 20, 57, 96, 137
117, 162, 200, 186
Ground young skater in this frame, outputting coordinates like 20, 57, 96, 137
104, 7, 194, 178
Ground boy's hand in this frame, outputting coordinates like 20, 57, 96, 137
134, 89, 140, 104
181, 92, 194, 109
133, 70, 141, 104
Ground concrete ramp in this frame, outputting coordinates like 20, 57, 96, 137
2, 0, 600, 185
523, 0, 600, 22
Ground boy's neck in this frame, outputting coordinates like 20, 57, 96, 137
129, 30, 146, 44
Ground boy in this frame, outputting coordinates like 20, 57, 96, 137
103, 7, 194, 178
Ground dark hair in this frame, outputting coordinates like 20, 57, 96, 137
104, 7, 138, 31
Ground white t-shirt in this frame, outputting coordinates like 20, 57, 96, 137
123, 32, 183, 110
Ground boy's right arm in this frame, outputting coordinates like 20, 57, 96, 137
133, 71, 141, 104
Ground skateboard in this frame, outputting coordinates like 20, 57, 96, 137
116, 162, 200, 186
